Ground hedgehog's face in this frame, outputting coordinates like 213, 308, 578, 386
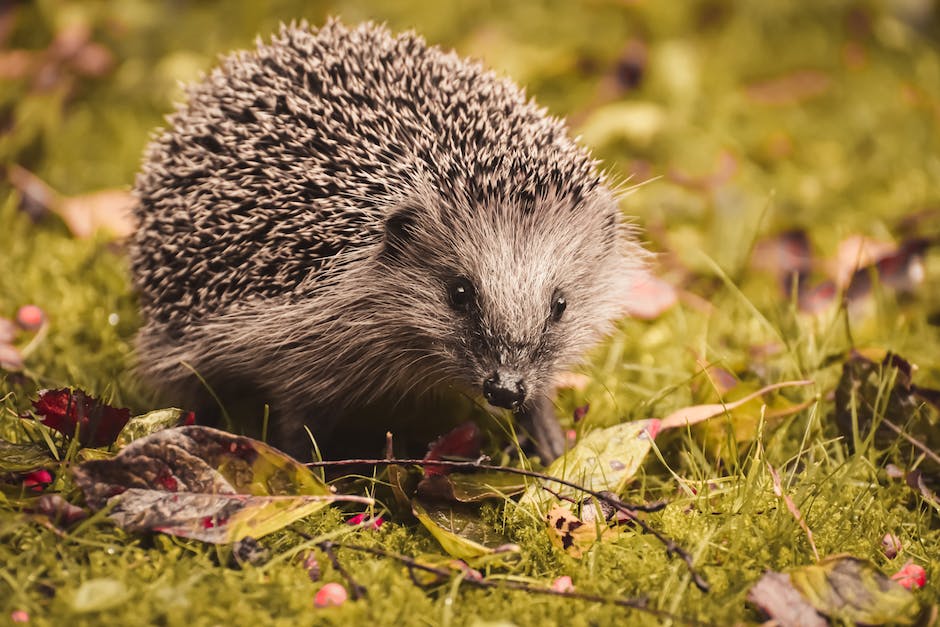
378, 190, 638, 411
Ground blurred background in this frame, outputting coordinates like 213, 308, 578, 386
1, 0, 939, 408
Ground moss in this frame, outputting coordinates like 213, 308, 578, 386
2, 0, 940, 624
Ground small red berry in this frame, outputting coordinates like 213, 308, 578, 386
314, 582, 348, 608
23, 469, 53, 492
892, 562, 926, 589
15, 305, 45, 331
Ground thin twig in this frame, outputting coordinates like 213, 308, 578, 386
880, 418, 940, 467
314, 539, 711, 625
307, 456, 709, 592
319, 540, 367, 600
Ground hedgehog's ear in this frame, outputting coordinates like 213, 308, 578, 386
382, 204, 420, 259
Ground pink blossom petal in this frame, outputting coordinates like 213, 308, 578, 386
551, 575, 575, 593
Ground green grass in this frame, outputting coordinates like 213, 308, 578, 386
2, 0, 940, 624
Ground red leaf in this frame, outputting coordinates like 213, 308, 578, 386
423, 422, 483, 476
29, 388, 130, 447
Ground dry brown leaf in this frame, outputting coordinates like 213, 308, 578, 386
546, 505, 617, 558
667, 150, 739, 191
0, 49, 36, 79
623, 272, 679, 319
660, 380, 813, 430
831, 235, 896, 288
748, 571, 827, 627
58, 190, 135, 239
8, 166, 134, 239
0, 343, 23, 371
554, 371, 590, 391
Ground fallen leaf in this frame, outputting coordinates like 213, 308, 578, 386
232, 536, 270, 567
751, 229, 812, 293
572, 403, 590, 423
73, 425, 330, 508
417, 471, 526, 503
843, 238, 929, 303
832, 235, 897, 288
34, 494, 87, 526
57, 189, 135, 239
71, 426, 368, 543
110, 489, 341, 543
28, 388, 130, 448
789, 555, 920, 624
554, 372, 590, 391
622, 272, 679, 319
0, 441, 54, 473
423, 422, 483, 476
0, 344, 23, 371
522, 380, 812, 509
7, 166, 134, 239
412, 500, 518, 563
903, 469, 940, 512
69, 42, 113, 77
545, 505, 618, 558
0, 318, 17, 343
660, 380, 812, 430
747, 570, 827, 627
832, 352, 940, 486
0, 49, 35, 79
797, 280, 838, 314
520, 419, 660, 508
667, 150, 739, 191
114, 408, 189, 447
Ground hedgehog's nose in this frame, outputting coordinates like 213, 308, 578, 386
483, 371, 526, 410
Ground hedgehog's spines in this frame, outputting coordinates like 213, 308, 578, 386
131, 20, 646, 457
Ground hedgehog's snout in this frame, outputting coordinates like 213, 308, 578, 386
482, 370, 527, 410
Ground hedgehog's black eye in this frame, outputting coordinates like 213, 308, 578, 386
550, 290, 567, 322
448, 277, 475, 312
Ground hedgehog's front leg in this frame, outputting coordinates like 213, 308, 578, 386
517, 393, 565, 462
270, 406, 343, 461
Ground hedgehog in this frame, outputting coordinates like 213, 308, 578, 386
130, 20, 646, 461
